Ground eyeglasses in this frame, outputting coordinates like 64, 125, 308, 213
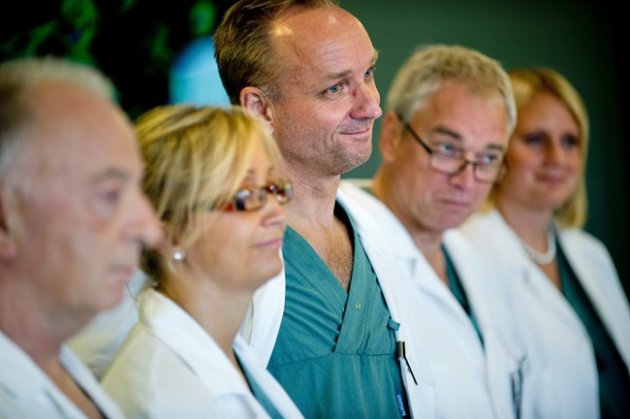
231, 178, 293, 211
398, 115, 507, 184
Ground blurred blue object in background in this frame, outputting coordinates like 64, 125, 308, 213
169, 36, 230, 106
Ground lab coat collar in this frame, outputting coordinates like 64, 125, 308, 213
337, 185, 437, 418
0, 331, 123, 418
138, 288, 249, 398
465, 210, 592, 339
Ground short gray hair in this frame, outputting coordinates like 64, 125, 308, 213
387, 44, 516, 137
0, 56, 115, 178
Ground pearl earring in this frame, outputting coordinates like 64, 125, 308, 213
172, 249, 186, 262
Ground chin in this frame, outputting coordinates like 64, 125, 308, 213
97, 283, 128, 312
257, 261, 284, 283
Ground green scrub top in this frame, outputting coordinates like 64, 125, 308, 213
268, 203, 409, 418
237, 354, 284, 419
443, 246, 484, 346
558, 240, 630, 419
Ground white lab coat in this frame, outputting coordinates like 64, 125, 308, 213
340, 181, 524, 419
69, 261, 286, 381
243, 187, 434, 418
0, 332, 123, 419
101, 287, 303, 418
68, 269, 148, 379
460, 209, 630, 419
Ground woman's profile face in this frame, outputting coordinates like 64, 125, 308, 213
498, 91, 583, 213
185, 141, 287, 291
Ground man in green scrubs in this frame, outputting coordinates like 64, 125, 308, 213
215, 1, 420, 417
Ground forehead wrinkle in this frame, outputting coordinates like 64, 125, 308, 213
430, 125, 462, 141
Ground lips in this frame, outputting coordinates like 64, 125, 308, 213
440, 197, 472, 208
536, 172, 566, 184
255, 236, 284, 249
339, 124, 373, 135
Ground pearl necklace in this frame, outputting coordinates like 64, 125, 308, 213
520, 227, 556, 265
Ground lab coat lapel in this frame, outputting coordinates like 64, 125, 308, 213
560, 231, 630, 369
483, 211, 587, 335
337, 187, 437, 419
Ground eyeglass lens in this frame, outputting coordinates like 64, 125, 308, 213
401, 120, 504, 184
234, 179, 293, 211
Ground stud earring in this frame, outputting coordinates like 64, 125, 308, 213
172, 249, 186, 262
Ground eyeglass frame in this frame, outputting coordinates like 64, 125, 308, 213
396, 114, 508, 184
231, 178, 293, 211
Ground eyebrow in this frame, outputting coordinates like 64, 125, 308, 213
322, 50, 380, 83
430, 126, 460, 139
429, 126, 506, 151
242, 166, 276, 183
90, 168, 131, 185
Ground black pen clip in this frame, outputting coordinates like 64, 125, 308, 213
396, 341, 418, 385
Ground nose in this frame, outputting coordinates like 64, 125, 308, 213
127, 192, 162, 248
261, 192, 287, 228
449, 160, 476, 188
352, 81, 382, 121
545, 140, 566, 164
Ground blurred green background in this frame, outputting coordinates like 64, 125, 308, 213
1, 0, 626, 296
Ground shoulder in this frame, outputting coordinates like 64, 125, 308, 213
459, 209, 505, 237
338, 179, 388, 217
560, 228, 609, 254
559, 228, 615, 267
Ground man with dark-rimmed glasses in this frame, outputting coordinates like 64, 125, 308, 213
343, 44, 531, 419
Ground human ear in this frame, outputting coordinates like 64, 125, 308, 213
0, 191, 17, 263
379, 111, 403, 163
240, 86, 274, 132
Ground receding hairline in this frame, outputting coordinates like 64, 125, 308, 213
0, 56, 114, 100
0, 57, 118, 178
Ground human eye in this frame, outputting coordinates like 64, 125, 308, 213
477, 151, 503, 166
433, 142, 462, 158
93, 182, 125, 217
561, 134, 580, 149
521, 132, 545, 147
232, 187, 255, 211
364, 65, 376, 80
103, 188, 122, 203
324, 82, 344, 97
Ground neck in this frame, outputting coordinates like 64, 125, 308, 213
284, 166, 341, 230
495, 198, 558, 267
373, 170, 445, 279
0, 280, 81, 371
157, 270, 253, 356
496, 197, 553, 250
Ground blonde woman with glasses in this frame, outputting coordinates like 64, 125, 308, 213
101, 105, 303, 418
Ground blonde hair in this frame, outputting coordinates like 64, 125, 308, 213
490, 68, 588, 228
136, 105, 282, 280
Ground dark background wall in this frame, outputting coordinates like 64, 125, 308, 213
2, 0, 627, 296
341, 0, 628, 298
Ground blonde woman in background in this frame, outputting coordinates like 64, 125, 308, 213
461, 68, 630, 419
101, 105, 303, 418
